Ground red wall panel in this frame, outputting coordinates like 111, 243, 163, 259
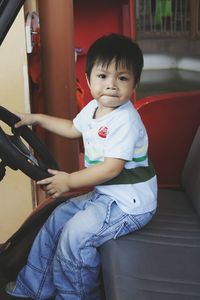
74, 0, 131, 105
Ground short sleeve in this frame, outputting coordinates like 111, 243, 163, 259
73, 111, 82, 133
73, 100, 97, 133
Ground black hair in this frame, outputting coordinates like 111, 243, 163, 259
86, 33, 144, 85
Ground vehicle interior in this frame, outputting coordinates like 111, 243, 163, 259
0, 1, 200, 299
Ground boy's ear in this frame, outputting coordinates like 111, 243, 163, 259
85, 74, 91, 88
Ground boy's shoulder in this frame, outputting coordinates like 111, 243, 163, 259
80, 99, 97, 113
117, 101, 146, 131
117, 101, 139, 119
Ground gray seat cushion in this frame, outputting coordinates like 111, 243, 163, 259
101, 188, 200, 300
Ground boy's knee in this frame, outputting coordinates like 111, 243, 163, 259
58, 219, 92, 261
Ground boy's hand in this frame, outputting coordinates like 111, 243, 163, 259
37, 169, 70, 198
14, 112, 38, 128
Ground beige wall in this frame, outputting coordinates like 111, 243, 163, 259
0, 8, 33, 243
24, 0, 38, 15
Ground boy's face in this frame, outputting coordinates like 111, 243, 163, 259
86, 59, 135, 109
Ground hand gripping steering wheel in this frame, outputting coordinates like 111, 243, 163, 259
0, 106, 59, 181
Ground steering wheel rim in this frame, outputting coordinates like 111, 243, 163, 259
0, 106, 59, 181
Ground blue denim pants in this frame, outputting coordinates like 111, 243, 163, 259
8, 191, 155, 300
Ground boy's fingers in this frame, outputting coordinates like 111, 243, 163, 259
37, 170, 58, 185
14, 121, 23, 128
48, 169, 59, 175
37, 177, 52, 185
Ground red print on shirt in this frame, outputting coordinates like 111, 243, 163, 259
98, 126, 108, 138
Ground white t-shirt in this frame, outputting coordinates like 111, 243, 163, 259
73, 100, 157, 214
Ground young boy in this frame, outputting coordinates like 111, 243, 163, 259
6, 33, 157, 300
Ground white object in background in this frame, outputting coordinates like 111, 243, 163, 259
143, 54, 177, 70
25, 12, 39, 54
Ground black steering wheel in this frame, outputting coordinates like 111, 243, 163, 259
0, 106, 59, 182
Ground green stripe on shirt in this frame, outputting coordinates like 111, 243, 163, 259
85, 153, 148, 165
131, 154, 147, 162
84, 154, 102, 165
100, 160, 156, 185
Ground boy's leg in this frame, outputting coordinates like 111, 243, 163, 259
6, 192, 94, 300
53, 193, 154, 300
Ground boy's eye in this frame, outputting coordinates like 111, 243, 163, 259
97, 74, 106, 79
119, 76, 128, 81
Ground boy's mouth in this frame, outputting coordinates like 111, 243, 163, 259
104, 94, 118, 98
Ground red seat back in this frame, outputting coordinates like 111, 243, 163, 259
135, 91, 200, 187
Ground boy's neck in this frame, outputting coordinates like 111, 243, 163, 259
94, 105, 116, 119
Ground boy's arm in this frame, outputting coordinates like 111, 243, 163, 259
15, 113, 81, 138
37, 157, 125, 198
68, 157, 125, 188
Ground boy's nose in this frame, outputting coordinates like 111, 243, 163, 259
106, 80, 117, 90
106, 85, 116, 90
